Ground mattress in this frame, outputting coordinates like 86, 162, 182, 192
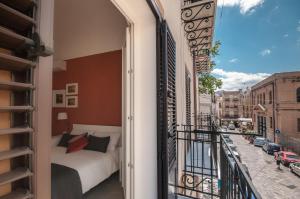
51, 146, 119, 193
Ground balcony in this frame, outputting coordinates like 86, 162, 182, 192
171, 122, 262, 199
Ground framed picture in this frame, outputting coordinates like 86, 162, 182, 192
66, 83, 78, 95
53, 90, 65, 107
66, 96, 78, 108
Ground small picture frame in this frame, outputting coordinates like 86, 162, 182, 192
66, 83, 78, 95
66, 96, 78, 108
53, 90, 65, 107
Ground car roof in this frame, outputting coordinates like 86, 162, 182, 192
281, 151, 297, 155
255, 137, 265, 140
268, 143, 280, 146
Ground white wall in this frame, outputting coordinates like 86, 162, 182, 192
111, 1, 157, 199
54, 0, 127, 61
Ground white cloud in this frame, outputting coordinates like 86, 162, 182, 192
218, 0, 264, 14
260, 49, 271, 56
229, 58, 238, 63
212, 68, 270, 91
283, 34, 289, 38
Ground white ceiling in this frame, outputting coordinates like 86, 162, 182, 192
54, 0, 127, 66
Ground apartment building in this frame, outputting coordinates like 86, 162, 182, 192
251, 72, 300, 153
240, 88, 252, 118
217, 90, 242, 123
0, 0, 220, 199
198, 93, 213, 115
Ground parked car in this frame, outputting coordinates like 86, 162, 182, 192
228, 123, 235, 130
290, 162, 300, 176
253, 137, 267, 147
262, 142, 281, 155
274, 151, 300, 166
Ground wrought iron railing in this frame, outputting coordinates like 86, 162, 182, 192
175, 127, 219, 198
220, 134, 262, 199
172, 120, 262, 199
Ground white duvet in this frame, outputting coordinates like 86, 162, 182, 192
52, 146, 119, 193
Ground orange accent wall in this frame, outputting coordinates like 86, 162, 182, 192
52, 50, 122, 136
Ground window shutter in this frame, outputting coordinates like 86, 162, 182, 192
0, 1, 51, 198
157, 20, 177, 199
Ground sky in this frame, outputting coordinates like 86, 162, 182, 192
212, 0, 300, 90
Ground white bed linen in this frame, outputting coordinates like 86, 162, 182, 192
51, 146, 119, 193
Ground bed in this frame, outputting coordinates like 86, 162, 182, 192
51, 124, 121, 199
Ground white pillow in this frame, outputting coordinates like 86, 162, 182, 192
52, 134, 62, 147
92, 131, 121, 152
71, 128, 93, 136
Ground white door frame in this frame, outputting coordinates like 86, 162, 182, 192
125, 25, 134, 199
121, 25, 134, 199
111, 1, 157, 199
110, 2, 135, 199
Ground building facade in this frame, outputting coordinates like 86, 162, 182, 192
240, 88, 252, 118
198, 93, 213, 115
251, 72, 300, 153
217, 91, 242, 123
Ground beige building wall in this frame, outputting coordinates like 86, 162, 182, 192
276, 75, 300, 141
252, 83, 274, 140
252, 72, 300, 149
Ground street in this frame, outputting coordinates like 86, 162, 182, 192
230, 133, 300, 199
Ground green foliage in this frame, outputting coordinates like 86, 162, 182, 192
210, 40, 221, 57
199, 74, 222, 95
198, 40, 223, 94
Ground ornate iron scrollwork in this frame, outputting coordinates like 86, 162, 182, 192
181, 0, 215, 73
188, 36, 209, 48
184, 17, 212, 33
181, 2, 213, 22
181, 173, 208, 189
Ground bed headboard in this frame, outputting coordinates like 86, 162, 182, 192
72, 124, 122, 134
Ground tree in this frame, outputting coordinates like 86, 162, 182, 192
199, 74, 222, 95
198, 40, 222, 94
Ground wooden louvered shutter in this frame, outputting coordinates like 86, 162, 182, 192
157, 20, 177, 199
0, 1, 51, 198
